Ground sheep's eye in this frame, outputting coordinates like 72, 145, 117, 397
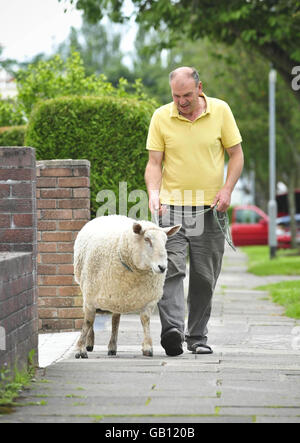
144, 237, 152, 247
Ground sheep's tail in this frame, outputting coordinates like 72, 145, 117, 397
73, 236, 86, 285
74, 251, 82, 284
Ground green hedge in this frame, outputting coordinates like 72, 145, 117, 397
0, 126, 27, 146
25, 96, 155, 217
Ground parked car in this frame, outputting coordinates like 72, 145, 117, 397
231, 205, 300, 248
276, 214, 300, 248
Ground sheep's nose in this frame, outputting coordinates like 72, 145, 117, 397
158, 265, 166, 273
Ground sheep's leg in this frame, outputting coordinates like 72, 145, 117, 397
140, 310, 153, 357
75, 307, 96, 359
108, 313, 121, 356
86, 326, 95, 352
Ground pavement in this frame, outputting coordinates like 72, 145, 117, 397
1, 245, 300, 423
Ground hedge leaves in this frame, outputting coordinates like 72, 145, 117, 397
25, 95, 156, 217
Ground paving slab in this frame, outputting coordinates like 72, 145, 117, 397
1, 245, 300, 424
218, 406, 300, 418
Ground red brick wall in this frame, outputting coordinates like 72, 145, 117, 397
36, 160, 90, 332
0, 252, 38, 371
0, 147, 38, 371
0, 147, 37, 254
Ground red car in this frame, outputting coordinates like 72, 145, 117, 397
231, 205, 268, 246
231, 205, 300, 248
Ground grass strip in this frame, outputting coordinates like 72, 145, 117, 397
241, 246, 300, 276
256, 280, 300, 319
241, 246, 300, 319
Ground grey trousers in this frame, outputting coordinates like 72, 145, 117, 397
158, 206, 225, 347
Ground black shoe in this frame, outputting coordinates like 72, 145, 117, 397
161, 328, 184, 356
187, 343, 213, 354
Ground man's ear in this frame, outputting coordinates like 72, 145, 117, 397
162, 225, 182, 237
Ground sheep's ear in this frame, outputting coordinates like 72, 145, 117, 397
133, 222, 144, 235
162, 224, 182, 237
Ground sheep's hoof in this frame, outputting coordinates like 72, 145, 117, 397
108, 350, 117, 356
86, 346, 94, 352
143, 350, 153, 357
75, 351, 88, 359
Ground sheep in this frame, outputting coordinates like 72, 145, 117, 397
73, 215, 181, 358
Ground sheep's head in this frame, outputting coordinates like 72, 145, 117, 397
132, 222, 181, 274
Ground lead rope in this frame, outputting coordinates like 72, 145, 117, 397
212, 206, 236, 251
153, 206, 236, 251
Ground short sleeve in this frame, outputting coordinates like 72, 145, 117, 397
146, 110, 165, 152
221, 103, 242, 149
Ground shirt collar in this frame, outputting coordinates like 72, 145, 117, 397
170, 92, 211, 119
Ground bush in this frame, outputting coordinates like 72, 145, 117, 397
16, 52, 150, 119
16, 52, 117, 118
0, 98, 25, 127
0, 126, 26, 146
25, 95, 156, 216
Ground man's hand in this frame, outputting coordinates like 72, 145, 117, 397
211, 187, 231, 212
211, 143, 244, 212
148, 190, 168, 216
149, 190, 161, 214
145, 151, 164, 214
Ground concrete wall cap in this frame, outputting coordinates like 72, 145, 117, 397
37, 159, 90, 168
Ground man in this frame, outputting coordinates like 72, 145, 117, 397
144, 67, 244, 356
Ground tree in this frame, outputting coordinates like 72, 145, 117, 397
15, 51, 117, 117
0, 98, 25, 126
60, 0, 300, 105
0, 47, 26, 126
131, 25, 177, 104
57, 20, 135, 85
0, 44, 19, 75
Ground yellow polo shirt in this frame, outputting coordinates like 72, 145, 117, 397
146, 93, 242, 206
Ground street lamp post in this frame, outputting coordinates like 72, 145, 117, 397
268, 68, 277, 259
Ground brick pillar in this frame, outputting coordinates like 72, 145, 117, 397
0, 147, 38, 370
36, 159, 90, 332
0, 147, 37, 254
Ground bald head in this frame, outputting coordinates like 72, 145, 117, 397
169, 67, 200, 87
169, 67, 203, 119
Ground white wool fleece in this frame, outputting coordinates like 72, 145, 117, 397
74, 215, 175, 314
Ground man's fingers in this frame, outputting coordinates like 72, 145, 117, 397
216, 201, 230, 212
149, 190, 161, 213
149, 200, 162, 214
210, 198, 219, 208
211, 189, 231, 212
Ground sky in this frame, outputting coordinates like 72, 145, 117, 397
0, 0, 84, 61
0, 0, 137, 66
